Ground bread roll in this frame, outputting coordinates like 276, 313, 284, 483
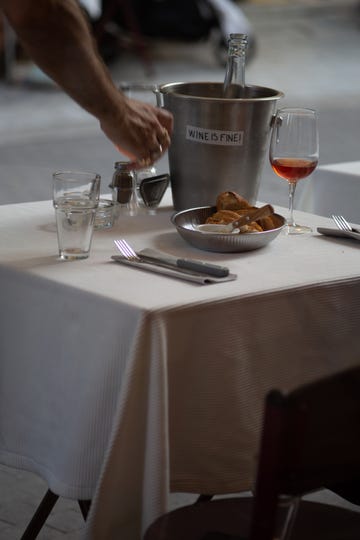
206, 210, 240, 224
244, 222, 263, 233
257, 216, 275, 231
216, 191, 251, 211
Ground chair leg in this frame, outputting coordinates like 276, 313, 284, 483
78, 498, 92, 520
20, 489, 59, 540
278, 496, 301, 540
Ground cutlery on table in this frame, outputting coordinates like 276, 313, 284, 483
331, 215, 360, 234
114, 239, 230, 277
317, 214, 360, 241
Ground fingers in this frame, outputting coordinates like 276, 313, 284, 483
137, 142, 163, 169
138, 122, 171, 168
116, 130, 167, 169
111, 98, 174, 169
157, 126, 171, 150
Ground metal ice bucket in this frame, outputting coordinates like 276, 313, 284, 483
157, 82, 284, 210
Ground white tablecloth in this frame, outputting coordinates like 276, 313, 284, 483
0, 193, 359, 539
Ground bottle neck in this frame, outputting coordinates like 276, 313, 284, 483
223, 34, 248, 98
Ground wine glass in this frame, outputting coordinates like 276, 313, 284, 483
269, 107, 319, 234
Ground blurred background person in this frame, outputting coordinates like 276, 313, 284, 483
98, 0, 256, 65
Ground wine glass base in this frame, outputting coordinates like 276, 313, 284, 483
285, 223, 312, 235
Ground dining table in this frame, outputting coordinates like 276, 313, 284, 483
0, 189, 359, 540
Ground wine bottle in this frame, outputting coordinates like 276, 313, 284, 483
223, 33, 248, 98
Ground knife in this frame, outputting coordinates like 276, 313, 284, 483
111, 255, 237, 284
138, 249, 230, 277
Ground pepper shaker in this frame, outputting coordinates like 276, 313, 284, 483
109, 161, 138, 216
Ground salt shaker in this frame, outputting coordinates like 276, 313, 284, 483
109, 161, 138, 216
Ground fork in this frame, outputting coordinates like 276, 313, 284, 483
114, 239, 139, 261
114, 239, 230, 277
114, 238, 167, 268
331, 215, 360, 234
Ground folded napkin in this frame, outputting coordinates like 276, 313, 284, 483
111, 249, 237, 285
317, 227, 360, 242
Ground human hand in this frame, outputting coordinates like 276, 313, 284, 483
100, 95, 173, 169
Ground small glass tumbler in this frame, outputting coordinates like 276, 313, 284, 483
53, 170, 100, 260
94, 199, 117, 230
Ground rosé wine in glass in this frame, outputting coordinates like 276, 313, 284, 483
269, 108, 319, 234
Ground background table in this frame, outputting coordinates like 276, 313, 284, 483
297, 160, 360, 223
0, 194, 359, 539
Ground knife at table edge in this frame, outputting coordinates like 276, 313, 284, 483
138, 251, 230, 277
112, 254, 230, 277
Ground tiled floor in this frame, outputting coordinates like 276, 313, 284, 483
1, 1, 360, 538
0, 465, 85, 539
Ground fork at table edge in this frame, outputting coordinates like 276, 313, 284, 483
112, 254, 229, 277
317, 227, 360, 241
114, 241, 230, 277
111, 254, 198, 275
331, 215, 360, 234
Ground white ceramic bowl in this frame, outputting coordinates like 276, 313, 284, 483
171, 206, 286, 253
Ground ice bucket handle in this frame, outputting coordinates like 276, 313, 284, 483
117, 82, 164, 107
270, 112, 283, 143
153, 85, 163, 107
118, 82, 157, 93
270, 112, 281, 128
118, 83, 159, 107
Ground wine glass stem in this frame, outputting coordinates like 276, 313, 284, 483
288, 182, 297, 227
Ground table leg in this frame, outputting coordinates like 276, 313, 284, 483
20, 489, 59, 540
78, 498, 92, 519
20, 489, 92, 539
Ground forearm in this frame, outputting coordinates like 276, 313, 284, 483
1, 0, 173, 164
2, 0, 125, 122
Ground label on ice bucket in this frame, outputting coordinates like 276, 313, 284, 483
186, 125, 244, 146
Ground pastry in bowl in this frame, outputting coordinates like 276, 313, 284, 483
205, 191, 277, 234
171, 192, 285, 253
216, 191, 251, 211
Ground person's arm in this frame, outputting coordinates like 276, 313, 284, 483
1, 0, 172, 165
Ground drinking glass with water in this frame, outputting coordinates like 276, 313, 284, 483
52, 170, 101, 260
